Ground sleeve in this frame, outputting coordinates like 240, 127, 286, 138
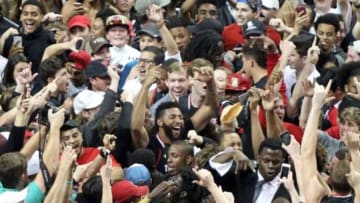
208, 148, 234, 176
24, 182, 45, 203
0, 126, 26, 155
164, 51, 183, 63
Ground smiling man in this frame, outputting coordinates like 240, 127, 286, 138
3, 0, 55, 73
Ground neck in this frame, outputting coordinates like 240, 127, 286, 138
251, 68, 267, 84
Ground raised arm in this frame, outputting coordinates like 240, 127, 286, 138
261, 88, 285, 138
248, 88, 265, 157
301, 81, 333, 202
131, 65, 161, 148
41, 37, 80, 61
44, 146, 76, 203
147, 4, 179, 56
191, 66, 218, 131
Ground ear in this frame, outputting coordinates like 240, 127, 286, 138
344, 84, 349, 93
157, 118, 163, 128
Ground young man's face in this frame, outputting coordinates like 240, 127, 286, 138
65, 62, 86, 86
166, 71, 188, 99
20, 4, 44, 34
55, 68, 71, 93
158, 107, 185, 140
259, 7, 276, 25
115, 0, 135, 13
339, 118, 360, 140
236, 3, 256, 26
316, 23, 336, 53
288, 49, 304, 70
196, 3, 218, 22
257, 148, 284, 181
70, 26, 90, 41
138, 51, 155, 83
139, 34, 161, 51
167, 144, 191, 175
191, 71, 207, 97
273, 98, 285, 120
346, 46, 360, 63
314, 0, 332, 11
89, 76, 111, 92
169, 27, 191, 53
61, 128, 84, 157
106, 26, 129, 48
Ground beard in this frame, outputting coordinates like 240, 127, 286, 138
163, 124, 182, 141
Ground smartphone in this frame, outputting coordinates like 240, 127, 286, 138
296, 5, 306, 16
280, 163, 291, 178
13, 36, 22, 48
280, 131, 291, 145
75, 39, 84, 50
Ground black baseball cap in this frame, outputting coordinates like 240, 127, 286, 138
85, 60, 110, 78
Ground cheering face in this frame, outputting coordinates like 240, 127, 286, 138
196, 3, 218, 22
106, 26, 129, 48
20, 5, 44, 34
61, 128, 84, 157
158, 107, 185, 141
166, 71, 188, 99
316, 23, 336, 53
235, 3, 256, 26
169, 27, 191, 53
137, 51, 156, 83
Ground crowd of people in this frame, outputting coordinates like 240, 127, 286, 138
1, 0, 360, 202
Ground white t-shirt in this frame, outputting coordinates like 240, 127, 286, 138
110, 45, 140, 68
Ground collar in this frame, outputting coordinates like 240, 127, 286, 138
257, 171, 281, 186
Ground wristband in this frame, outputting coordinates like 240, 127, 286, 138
100, 148, 110, 159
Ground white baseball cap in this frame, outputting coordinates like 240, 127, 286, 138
73, 90, 104, 115
261, 0, 279, 10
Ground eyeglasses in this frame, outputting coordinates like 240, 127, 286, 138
138, 58, 154, 64
198, 9, 217, 16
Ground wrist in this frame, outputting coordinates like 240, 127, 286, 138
100, 148, 110, 159
156, 20, 164, 29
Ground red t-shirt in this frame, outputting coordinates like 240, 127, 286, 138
77, 147, 120, 167
222, 23, 281, 51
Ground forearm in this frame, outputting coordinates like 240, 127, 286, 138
299, 96, 312, 129
41, 41, 71, 61
265, 110, 285, 138
301, 105, 322, 180
181, 0, 196, 13
291, 154, 305, 201
131, 84, 150, 131
0, 107, 17, 126
85, 155, 104, 178
43, 126, 61, 175
44, 165, 72, 203
20, 130, 44, 160
250, 110, 264, 157
101, 177, 112, 203
353, 22, 360, 40
349, 149, 360, 168
212, 152, 233, 163
158, 24, 178, 56
205, 80, 218, 109
355, 189, 360, 203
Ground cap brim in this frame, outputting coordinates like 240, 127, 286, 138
93, 43, 112, 54
138, 30, 160, 38
245, 31, 263, 38
134, 185, 149, 197
69, 22, 88, 30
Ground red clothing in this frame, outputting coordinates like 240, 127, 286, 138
326, 126, 340, 139
77, 147, 120, 166
222, 23, 281, 51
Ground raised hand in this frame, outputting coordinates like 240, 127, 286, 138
307, 37, 321, 65
233, 150, 255, 173
42, 12, 63, 23
48, 108, 66, 128
342, 131, 360, 150
302, 80, 314, 97
282, 134, 301, 157
269, 18, 290, 33
148, 180, 176, 199
187, 130, 203, 146
107, 64, 120, 81
16, 64, 38, 85
260, 89, 279, 111
192, 168, 216, 189
60, 146, 77, 168
311, 80, 334, 109
146, 4, 164, 23
102, 134, 117, 151
144, 64, 162, 85
250, 35, 278, 54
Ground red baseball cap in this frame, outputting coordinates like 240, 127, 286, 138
225, 73, 251, 92
67, 15, 91, 30
112, 180, 149, 203
68, 50, 91, 70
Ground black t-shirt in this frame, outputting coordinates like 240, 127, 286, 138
147, 119, 194, 174
322, 195, 354, 203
